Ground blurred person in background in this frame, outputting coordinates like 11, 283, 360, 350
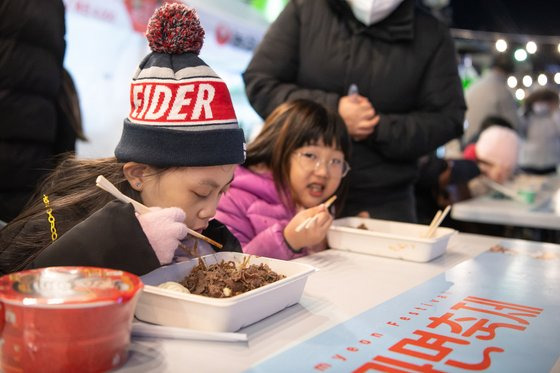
518, 88, 560, 175
0, 0, 84, 224
415, 154, 479, 225
462, 115, 514, 156
243, 0, 465, 223
462, 122, 522, 238
416, 116, 517, 225
463, 124, 520, 196
463, 53, 521, 145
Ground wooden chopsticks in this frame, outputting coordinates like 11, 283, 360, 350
95, 175, 223, 249
422, 205, 451, 239
295, 195, 338, 232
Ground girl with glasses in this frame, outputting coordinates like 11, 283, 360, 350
216, 99, 351, 260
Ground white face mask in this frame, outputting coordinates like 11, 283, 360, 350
346, 0, 405, 26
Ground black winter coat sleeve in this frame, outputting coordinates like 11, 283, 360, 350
364, 23, 465, 160
28, 201, 160, 276
243, 0, 341, 115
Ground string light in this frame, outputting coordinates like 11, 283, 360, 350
514, 48, 528, 61
449, 29, 560, 94
495, 39, 508, 52
451, 29, 560, 49
451, 29, 560, 61
526, 41, 537, 54
505, 73, 560, 89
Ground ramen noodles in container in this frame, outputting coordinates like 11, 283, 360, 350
0, 266, 143, 373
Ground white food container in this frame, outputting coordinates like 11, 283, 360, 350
135, 252, 317, 332
327, 217, 456, 262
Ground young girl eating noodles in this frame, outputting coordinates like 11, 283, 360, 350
216, 99, 351, 259
0, 4, 245, 275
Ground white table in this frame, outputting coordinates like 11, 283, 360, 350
451, 194, 560, 229
119, 233, 520, 373
451, 174, 560, 230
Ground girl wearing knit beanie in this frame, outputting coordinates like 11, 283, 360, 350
464, 125, 520, 197
0, 4, 245, 276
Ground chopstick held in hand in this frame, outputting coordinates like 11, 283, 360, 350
95, 175, 223, 249
295, 195, 337, 232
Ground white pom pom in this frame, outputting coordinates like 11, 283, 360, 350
476, 125, 519, 169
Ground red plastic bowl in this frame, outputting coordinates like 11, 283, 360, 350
0, 267, 143, 373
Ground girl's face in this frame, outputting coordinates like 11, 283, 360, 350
289, 142, 347, 209
141, 165, 235, 232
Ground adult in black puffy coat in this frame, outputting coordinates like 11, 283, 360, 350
243, 0, 465, 222
0, 0, 70, 222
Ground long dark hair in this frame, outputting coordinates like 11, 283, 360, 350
245, 99, 351, 214
0, 155, 143, 274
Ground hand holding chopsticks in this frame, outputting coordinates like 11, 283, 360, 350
295, 195, 337, 232
95, 175, 223, 249
284, 195, 337, 252
422, 205, 451, 239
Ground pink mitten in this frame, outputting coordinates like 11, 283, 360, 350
137, 207, 189, 265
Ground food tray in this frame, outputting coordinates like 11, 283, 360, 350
327, 217, 456, 262
135, 252, 317, 332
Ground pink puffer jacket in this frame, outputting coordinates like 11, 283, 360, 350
215, 166, 310, 260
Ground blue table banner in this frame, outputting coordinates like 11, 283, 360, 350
247, 240, 560, 372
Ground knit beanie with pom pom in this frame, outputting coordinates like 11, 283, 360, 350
115, 3, 245, 167
475, 125, 519, 171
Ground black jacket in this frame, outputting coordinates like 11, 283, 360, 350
243, 0, 465, 219
0, 0, 70, 222
24, 201, 242, 276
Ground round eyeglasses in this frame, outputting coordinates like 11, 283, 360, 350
295, 152, 351, 178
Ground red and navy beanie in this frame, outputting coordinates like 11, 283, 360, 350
115, 3, 245, 167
